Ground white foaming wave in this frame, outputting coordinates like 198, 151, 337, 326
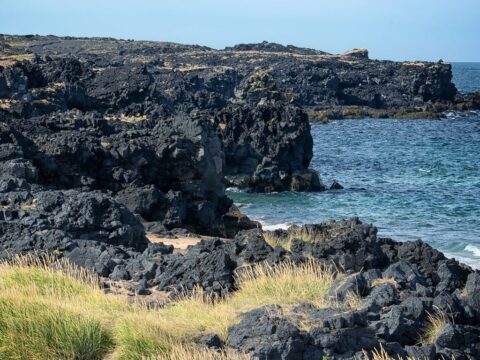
226, 187, 244, 193
262, 223, 291, 231
465, 244, 480, 257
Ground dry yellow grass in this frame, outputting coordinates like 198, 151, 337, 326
403, 61, 430, 67
32, 98, 50, 106
360, 344, 456, 360
0, 53, 34, 67
370, 277, 398, 288
161, 259, 340, 338
104, 114, 149, 123
19, 198, 37, 212
0, 255, 343, 359
419, 309, 449, 345
263, 227, 327, 250
175, 64, 210, 72
361, 346, 419, 360
152, 346, 249, 360
0, 99, 17, 110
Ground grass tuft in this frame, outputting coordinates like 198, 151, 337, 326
419, 309, 449, 345
161, 259, 339, 338
154, 345, 249, 360
361, 345, 417, 360
263, 228, 325, 250
0, 295, 112, 359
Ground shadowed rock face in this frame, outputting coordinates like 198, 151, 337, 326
0, 111, 257, 241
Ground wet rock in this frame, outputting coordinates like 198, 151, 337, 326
330, 180, 344, 190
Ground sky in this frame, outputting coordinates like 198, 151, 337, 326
1, 0, 479, 62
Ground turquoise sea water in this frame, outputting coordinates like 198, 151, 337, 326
228, 63, 480, 268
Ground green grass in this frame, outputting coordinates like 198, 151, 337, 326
0, 297, 111, 359
0, 256, 342, 359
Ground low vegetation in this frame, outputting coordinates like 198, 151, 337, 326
0, 53, 34, 67
0, 256, 342, 359
361, 346, 420, 360
307, 107, 444, 122
419, 309, 449, 345
154, 346, 249, 360
104, 113, 149, 123
263, 227, 327, 250
32, 99, 50, 106
0, 99, 17, 110
370, 277, 398, 288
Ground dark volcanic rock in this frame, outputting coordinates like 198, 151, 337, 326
0, 111, 256, 237
214, 103, 324, 192
1, 35, 480, 359
227, 306, 307, 360
0, 189, 148, 253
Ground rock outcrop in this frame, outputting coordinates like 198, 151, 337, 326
0, 111, 260, 238
2, 34, 477, 193
214, 103, 323, 192
1, 35, 479, 359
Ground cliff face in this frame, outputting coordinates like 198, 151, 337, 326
0, 35, 464, 191
0, 34, 469, 241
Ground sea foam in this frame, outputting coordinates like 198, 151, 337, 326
465, 244, 480, 257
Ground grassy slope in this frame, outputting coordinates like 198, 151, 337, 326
0, 256, 338, 359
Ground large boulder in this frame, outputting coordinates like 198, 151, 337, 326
0, 190, 148, 254
214, 102, 324, 192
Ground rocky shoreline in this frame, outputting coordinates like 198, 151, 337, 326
1, 35, 480, 358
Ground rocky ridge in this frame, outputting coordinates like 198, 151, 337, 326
2, 35, 479, 191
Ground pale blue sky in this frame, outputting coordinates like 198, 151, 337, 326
1, 0, 479, 62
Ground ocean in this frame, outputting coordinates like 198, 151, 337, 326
228, 62, 480, 268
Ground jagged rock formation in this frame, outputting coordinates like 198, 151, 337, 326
0, 111, 260, 240
1, 35, 479, 359
214, 103, 323, 192
1, 35, 477, 194
224, 219, 480, 359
